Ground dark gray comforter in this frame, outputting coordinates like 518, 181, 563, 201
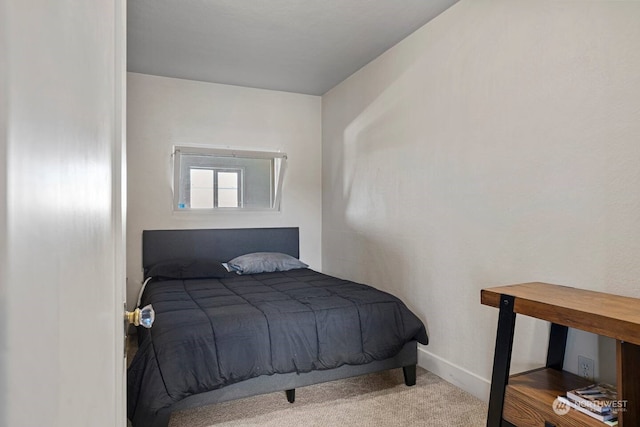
128, 268, 428, 427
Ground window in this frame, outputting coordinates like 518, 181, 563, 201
189, 168, 241, 208
173, 146, 286, 211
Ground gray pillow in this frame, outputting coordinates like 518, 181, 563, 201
228, 252, 308, 274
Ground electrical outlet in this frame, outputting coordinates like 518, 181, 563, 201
578, 356, 594, 380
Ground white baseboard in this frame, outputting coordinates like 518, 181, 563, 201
417, 346, 491, 402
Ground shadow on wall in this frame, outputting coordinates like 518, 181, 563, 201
323, 50, 446, 337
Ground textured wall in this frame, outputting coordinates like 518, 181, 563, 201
127, 73, 322, 307
322, 0, 640, 398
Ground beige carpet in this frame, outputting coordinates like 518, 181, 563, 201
168, 367, 487, 427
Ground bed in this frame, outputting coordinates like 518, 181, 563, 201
127, 227, 428, 427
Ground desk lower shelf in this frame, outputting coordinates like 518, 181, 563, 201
504, 368, 614, 427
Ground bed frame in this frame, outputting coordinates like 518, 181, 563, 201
141, 227, 418, 426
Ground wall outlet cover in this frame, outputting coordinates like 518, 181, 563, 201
578, 355, 595, 381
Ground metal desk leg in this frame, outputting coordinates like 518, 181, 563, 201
546, 323, 568, 370
487, 295, 516, 427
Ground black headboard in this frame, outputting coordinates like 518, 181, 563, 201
142, 227, 300, 274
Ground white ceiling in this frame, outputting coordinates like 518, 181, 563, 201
127, 0, 459, 95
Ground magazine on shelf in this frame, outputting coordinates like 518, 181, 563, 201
567, 383, 618, 414
557, 396, 618, 423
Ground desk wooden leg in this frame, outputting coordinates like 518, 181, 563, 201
487, 294, 516, 427
617, 340, 640, 427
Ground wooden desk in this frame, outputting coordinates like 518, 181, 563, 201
482, 283, 640, 427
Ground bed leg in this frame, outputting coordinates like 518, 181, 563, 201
403, 365, 416, 386
286, 389, 295, 403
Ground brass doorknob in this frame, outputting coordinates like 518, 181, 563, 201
125, 304, 155, 328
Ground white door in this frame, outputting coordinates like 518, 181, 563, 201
1, 1, 127, 426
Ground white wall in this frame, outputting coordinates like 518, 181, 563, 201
322, 0, 640, 400
1, 1, 126, 426
127, 73, 322, 306
0, 0, 7, 420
